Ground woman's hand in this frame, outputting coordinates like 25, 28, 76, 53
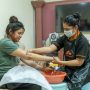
52, 57, 63, 66
37, 62, 53, 71
28, 49, 35, 53
44, 67, 54, 71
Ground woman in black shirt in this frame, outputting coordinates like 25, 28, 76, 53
30, 12, 90, 90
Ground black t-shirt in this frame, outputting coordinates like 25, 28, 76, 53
53, 33, 90, 88
53, 33, 89, 67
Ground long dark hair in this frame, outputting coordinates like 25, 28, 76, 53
6, 16, 25, 35
64, 12, 81, 27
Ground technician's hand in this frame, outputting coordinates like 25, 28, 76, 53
52, 57, 63, 66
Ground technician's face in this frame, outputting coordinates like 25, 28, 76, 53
63, 23, 77, 37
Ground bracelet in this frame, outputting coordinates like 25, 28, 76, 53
53, 56, 55, 60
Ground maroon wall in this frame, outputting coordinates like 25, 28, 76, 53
42, 3, 55, 40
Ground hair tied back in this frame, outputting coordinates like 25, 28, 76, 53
73, 12, 81, 20
9, 16, 18, 23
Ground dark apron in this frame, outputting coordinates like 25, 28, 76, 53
63, 37, 90, 90
64, 59, 90, 90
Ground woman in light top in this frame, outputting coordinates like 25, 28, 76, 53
0, 16, 54, 90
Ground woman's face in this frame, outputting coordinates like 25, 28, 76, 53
9, 28, 25, 42
63, 23, 77, 37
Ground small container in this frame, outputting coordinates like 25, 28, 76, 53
49, 62, 58, 67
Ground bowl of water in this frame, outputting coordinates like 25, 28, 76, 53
42, 69, 67, 84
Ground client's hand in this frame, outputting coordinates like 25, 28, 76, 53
38, 62, 53, 71
44, 67, 54, 71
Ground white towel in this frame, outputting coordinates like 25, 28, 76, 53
0, 66, 53, 90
